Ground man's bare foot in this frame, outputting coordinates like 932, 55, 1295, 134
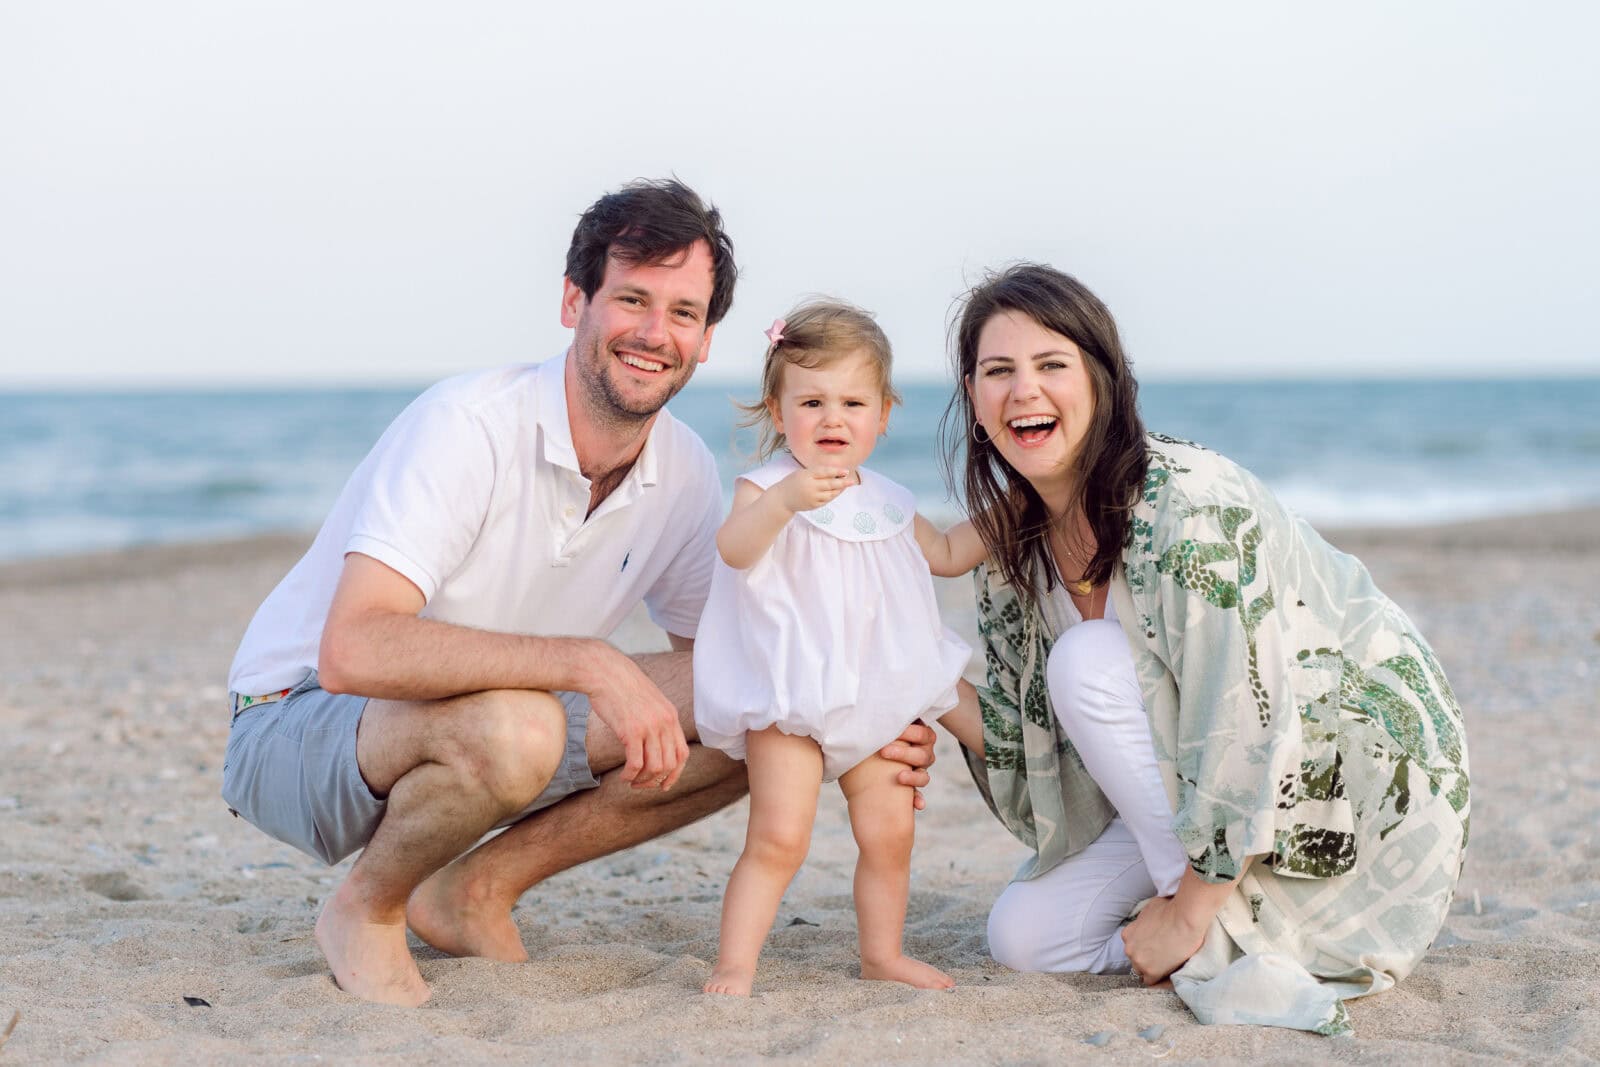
315, 886, 431, 1007
703, 964, 755, 996
861, 954, 955, 990
405, 861, 528, 962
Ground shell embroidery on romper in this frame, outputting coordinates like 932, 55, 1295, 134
774, 458, 914, 542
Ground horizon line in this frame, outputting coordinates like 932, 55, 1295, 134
3, 370, 1598, 394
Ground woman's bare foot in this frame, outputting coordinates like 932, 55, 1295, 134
861, 954, 955, 990
703, 964, 755, 996
405, 861, 528, 962
314, 885, 431, 1006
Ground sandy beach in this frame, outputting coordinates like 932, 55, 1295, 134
1, 511, 1597, 1064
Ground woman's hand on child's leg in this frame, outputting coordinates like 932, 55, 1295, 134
876, 720, 936, 810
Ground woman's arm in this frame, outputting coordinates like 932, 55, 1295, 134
914, 515, 988, 577
716, 466, 850, 569
1121, 858, 1256, 984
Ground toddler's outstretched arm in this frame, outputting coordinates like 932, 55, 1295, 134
914, 515, 987, 577
717, 467, 852, 568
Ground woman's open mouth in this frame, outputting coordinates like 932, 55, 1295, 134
1007, 415, 1058, 446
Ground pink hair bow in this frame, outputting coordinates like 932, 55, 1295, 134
764, 318, 786, 346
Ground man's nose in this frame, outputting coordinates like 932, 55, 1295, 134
637, 307, 669, 347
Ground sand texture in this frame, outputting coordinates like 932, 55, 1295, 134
1, 513, 1598, 1064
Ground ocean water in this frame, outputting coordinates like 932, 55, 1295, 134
1, 377, 1597, 563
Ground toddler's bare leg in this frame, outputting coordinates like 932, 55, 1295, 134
935, 680, 984, 755
838, 753, 955, 990
705, 727, 823, 996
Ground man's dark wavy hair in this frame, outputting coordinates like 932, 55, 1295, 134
565, 178, 738, 325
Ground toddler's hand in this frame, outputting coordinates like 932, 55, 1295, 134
775, 466, 852, 513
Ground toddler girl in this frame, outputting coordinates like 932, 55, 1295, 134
694, 300, 985, 996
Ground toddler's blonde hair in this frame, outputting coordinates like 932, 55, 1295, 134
738, 298, 902, 460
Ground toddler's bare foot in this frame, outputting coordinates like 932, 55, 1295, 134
861, 954, 955, 990
703, 964, 755, 996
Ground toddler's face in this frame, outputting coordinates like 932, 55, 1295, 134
768, 350, 891, 477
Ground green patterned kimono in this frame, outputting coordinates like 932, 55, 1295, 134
964, 434, 1469, 1035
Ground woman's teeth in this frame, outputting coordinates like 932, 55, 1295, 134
1008, 416, 1057, 443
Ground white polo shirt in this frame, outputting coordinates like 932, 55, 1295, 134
228, 352, 723, 697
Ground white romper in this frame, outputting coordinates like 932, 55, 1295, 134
693, 454, 972, 781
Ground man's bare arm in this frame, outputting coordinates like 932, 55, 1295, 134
318, 552, 689, 788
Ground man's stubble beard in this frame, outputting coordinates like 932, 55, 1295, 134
574, 333, 694, 432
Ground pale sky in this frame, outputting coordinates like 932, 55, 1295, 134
2, 1, 1596, 387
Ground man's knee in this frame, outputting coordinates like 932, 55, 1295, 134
444, 689, 568, 811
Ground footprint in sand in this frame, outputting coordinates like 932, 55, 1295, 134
82, 871, 151, 902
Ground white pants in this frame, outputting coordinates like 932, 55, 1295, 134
987, 619, 1190, 974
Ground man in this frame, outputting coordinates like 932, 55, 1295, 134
222, 179, 936, 1006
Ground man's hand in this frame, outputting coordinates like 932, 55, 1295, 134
773, 466, 852, 513
583, 644, 689, 790
878, 719, 937, 811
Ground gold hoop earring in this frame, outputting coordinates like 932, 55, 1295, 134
971, 421, 991, 445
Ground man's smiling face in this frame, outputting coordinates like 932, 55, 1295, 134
562, 239, 718, 426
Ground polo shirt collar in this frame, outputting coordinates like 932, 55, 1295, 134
536, 348, 665, 489
536, 350, 579, 473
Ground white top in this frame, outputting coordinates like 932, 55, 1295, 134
692, 454, 971, 781
229, 352, 723, 696
1043, 566, 1121, 630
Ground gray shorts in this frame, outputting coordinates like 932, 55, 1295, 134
220, 671, 598, 865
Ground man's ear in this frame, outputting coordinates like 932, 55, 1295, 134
560, 277, 586, 329
696, 322, 717, 365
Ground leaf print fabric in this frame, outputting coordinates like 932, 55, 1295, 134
963, 433, 1469, 1035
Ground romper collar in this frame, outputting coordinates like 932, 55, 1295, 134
743, 453, 914, 543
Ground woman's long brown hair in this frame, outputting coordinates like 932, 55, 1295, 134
939, 264, 1149, 599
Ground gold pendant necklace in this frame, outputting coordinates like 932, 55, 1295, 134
1053, 524, 1095, 597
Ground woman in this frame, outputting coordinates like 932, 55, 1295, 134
936, 264, 1468, 1035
